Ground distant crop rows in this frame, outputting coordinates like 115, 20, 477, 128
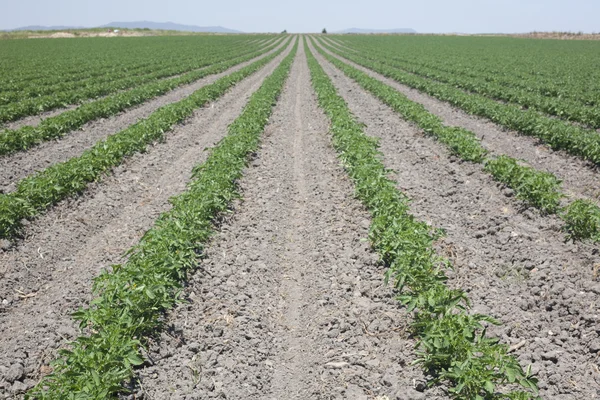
321, 37, 600, 167
0, 37, 290, 241
330, 35, 600, 108
312, 37, 600, 242
0, 36, 279, 123
0, 37, 284, 155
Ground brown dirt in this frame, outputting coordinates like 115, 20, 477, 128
310, 38, 600, 399
0, 39, 295, 398
0, 39, 289, 194
126, 37, 442, 400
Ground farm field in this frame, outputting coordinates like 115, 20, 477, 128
0, 33, 599, 400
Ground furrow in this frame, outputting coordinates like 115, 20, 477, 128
131, 37, 431, 400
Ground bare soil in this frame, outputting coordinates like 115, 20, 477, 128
1, 104, 81, 132
127, 38, 442, 400
0, 39, 288, 194
311, 39, 600, 399
0, 39, 295, 398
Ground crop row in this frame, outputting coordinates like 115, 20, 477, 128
312, 38, 600, 242
325, 38, 600, 129
0, 37, 287, 156
0, 39, 292, 241
0, 35, 273, 92
334, 35, 600, 107
0, 37, 276, 106
305, 39, 538, 400
318, 39, 600, 167
28, 38, 298, 400
0, 38, 279, 123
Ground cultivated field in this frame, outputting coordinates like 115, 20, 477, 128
0, 33, 599, 399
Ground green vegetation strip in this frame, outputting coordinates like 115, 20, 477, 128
325, 38, 600, 129
318, 39, 600, 167
305, 40, 539, 400
0, 38, 278, 124
0, 37, 275, 105
0, 37, 285, 156
0, 39, 291, 241
312, 38, 600, 241
28, 39, 298, 400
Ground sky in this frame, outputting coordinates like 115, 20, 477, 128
1, 0, 598, 33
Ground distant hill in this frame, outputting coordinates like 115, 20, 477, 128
6, 21, 242, 33
9, 25, 85, 31
101, 21, 242, 33
335, 28, 417, 34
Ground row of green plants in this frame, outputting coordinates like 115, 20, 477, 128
312, 38, 600, 241
0, 37, 247, 93
0, 39, 292, 241
0, 38, 278, 123
319, 39, 600, 166
333, 35, 600, 108
0, 37, 277, 106
305, 39, 539, 400
0, 35, 274, 93
326, 38, 600, 129
27, 38, 298, 400
0, 37, 286, 156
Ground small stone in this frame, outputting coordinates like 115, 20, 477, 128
11, 380, 28, 394
547, 373, 561, 385
404, 389, 426, 400
0, 239, 10, 251
551, 283, 565, 295
562, 288, 577, 300
187, 342, 200, 353
414, 380, 428, 392
5, 363, 24, 383
589, 340, 600, 353
366, 358, 381, 368
541, 351, 559, 363
324, 361, 349, 369
503, 188, 514, 197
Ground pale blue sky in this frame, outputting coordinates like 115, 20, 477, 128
1, 0, 597, 33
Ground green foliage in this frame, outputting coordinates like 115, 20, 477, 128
562, 199, 600, 241
319, 37, 600, 166
325, 36, 600, 129
314, 37, 600, 243
313, 42, 487, 163
0, 37, 285, 156
0, 36, 278, 122
27, 39, 298, 400
0, 38, 292, 241
484, 156, 562, 213
304, 39, 538, 400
